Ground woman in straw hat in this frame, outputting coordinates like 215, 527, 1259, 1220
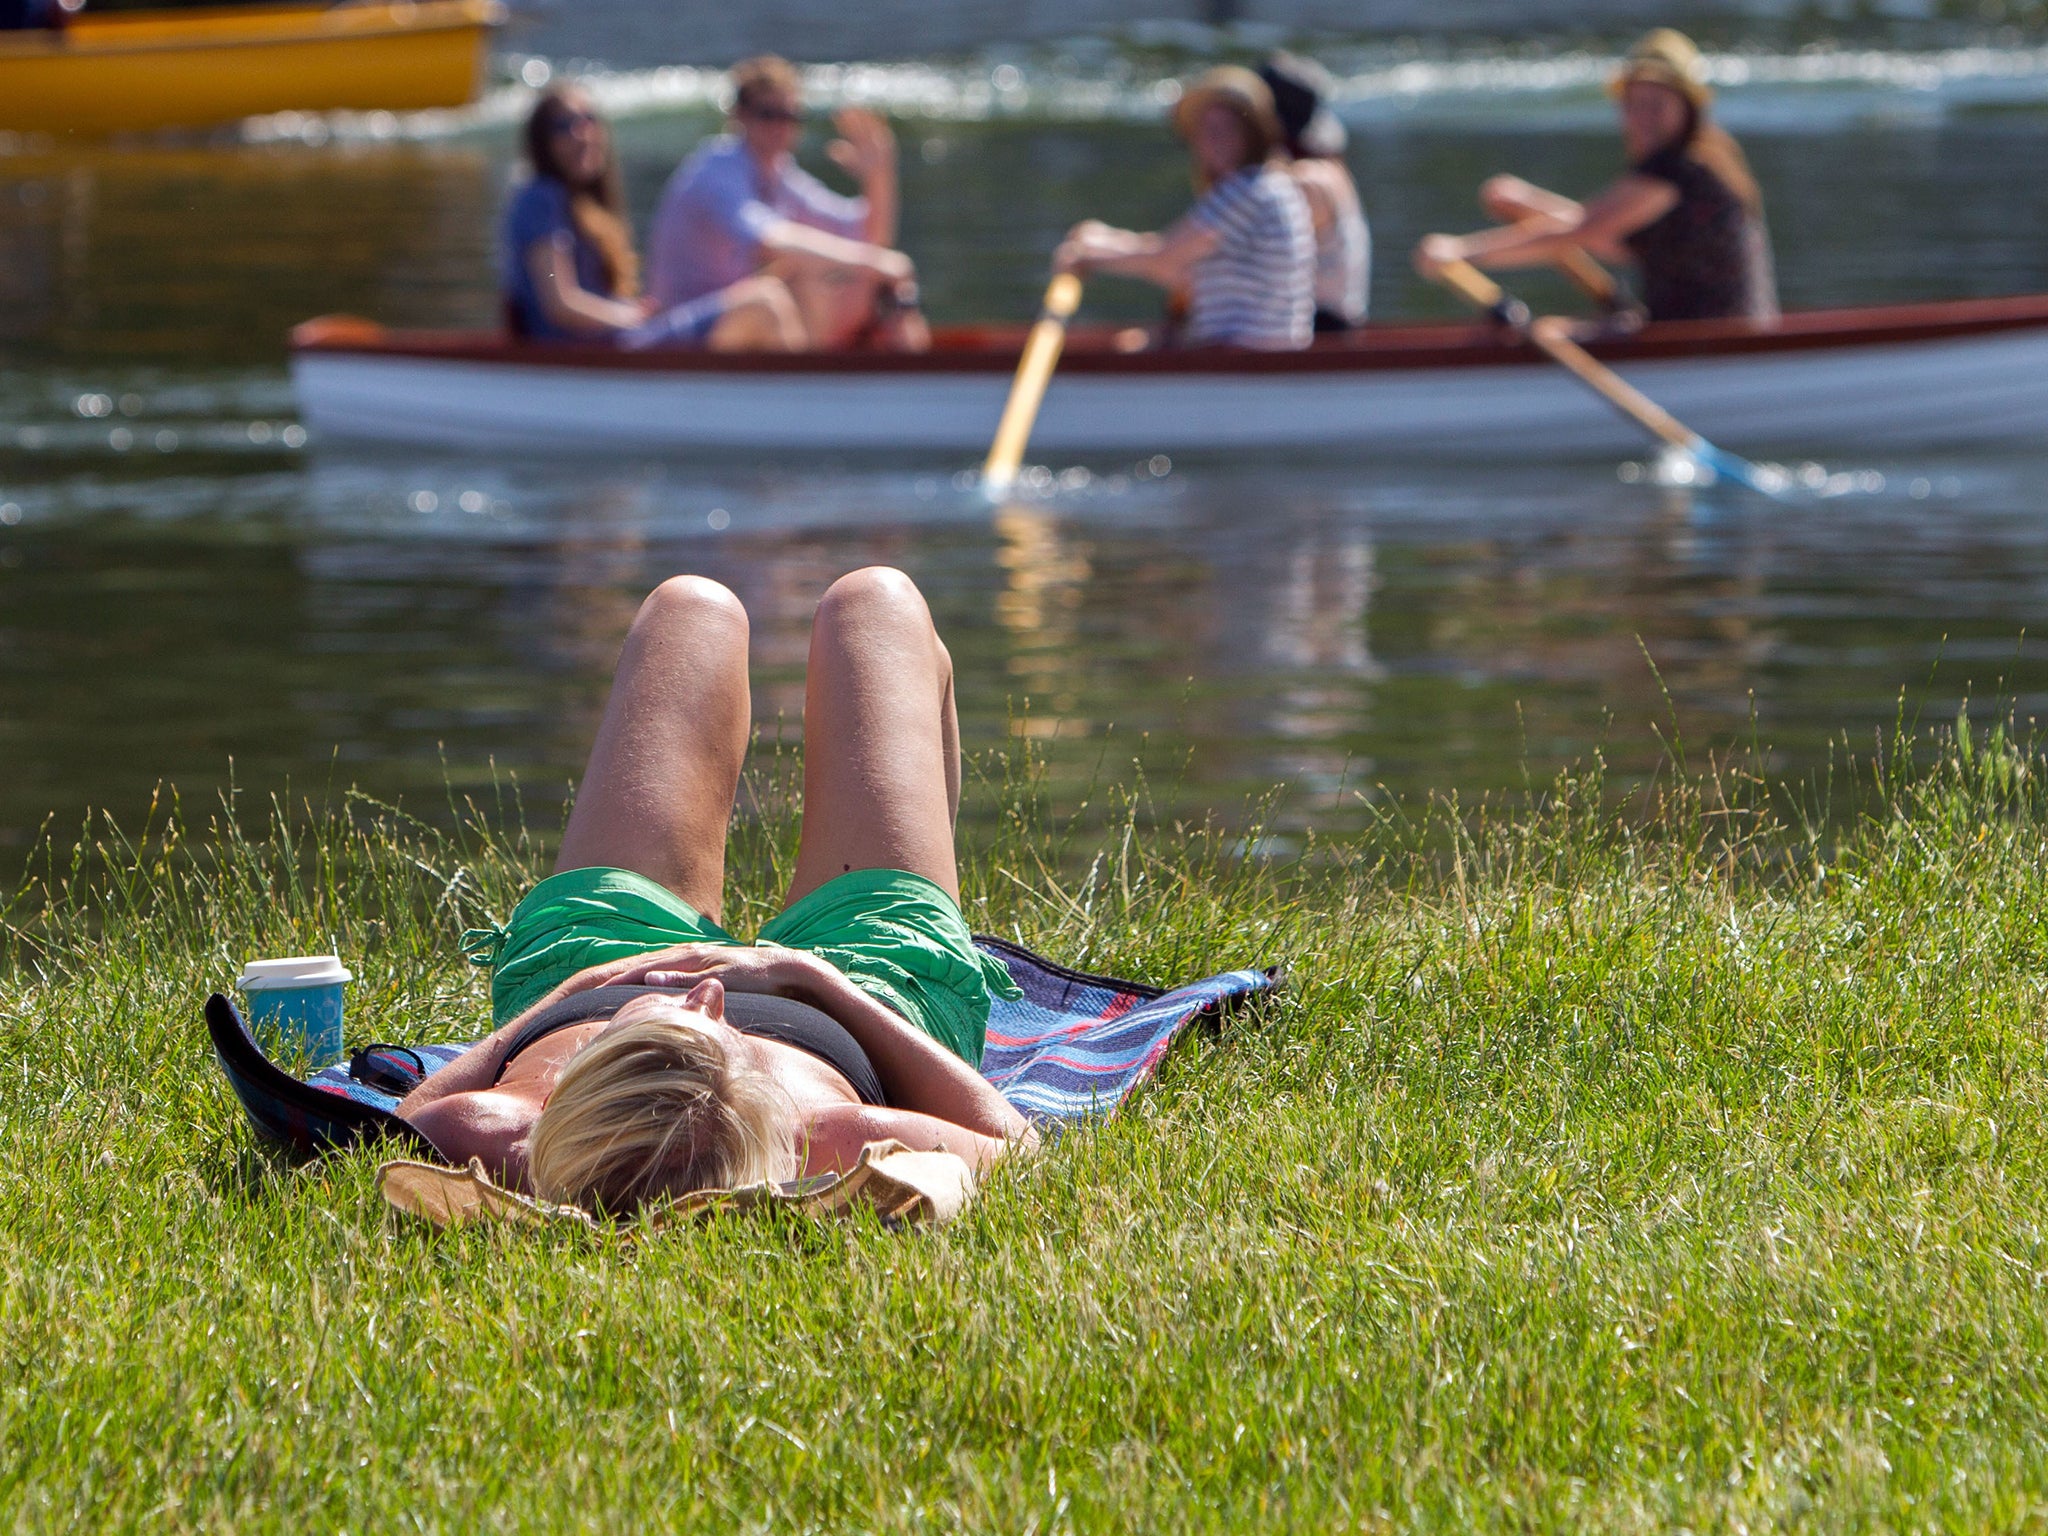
1052, 65, 1315, 350
1414, 29, 1777, 325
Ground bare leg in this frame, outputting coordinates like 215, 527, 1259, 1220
787, 567, 962, 906
1480, 174, 1583, 228
706, 274, 806, 352
774, 262, 883, 351
555, 576, 751, 922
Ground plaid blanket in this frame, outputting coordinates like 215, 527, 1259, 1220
208, 938, 1278, 1157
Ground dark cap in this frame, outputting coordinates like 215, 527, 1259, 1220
1257, 52, 1347, 158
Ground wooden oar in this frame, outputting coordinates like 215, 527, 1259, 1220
1433, 258, 1790, 498
1553, 245, 1628, 314
982, 272, 1083, 497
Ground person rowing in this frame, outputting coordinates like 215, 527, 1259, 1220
646, 55, 928, 353
399, 567, 1036, 1215
502, 86, 803, 350
1258, 52, 1371, 334
1052, 65, 1315, 351
1414, 29, 1778, 327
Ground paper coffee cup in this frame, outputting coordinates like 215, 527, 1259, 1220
240, 954, 351, 1068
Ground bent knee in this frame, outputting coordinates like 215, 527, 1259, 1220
732, 274, 799, 315
1478, 174, 1532, 217
815, 565, 932, 633
636, 574, 748, 637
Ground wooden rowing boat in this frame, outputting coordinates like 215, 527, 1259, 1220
289, 294, 2048, 459
0, 0, 503, 135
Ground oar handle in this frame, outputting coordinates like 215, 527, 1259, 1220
1040, 271, 1083, 323
982, 273, 1084, 493
1435, 260, 1530, 330
1554, 246, 1622, 309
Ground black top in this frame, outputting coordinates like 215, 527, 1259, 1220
490, 985, 887, 1106
1626, 144, 1779, 324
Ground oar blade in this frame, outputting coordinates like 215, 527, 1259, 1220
1688, 438, 1796, 500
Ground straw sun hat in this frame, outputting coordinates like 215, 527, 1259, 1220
1609, 27, 1713, 112
1172, 65, 1284, 152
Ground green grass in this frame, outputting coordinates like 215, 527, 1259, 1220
7, 722, 2048, 1532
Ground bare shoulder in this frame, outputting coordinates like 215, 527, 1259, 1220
1295, 158, 1360, 211
407, 1088, 541, 1190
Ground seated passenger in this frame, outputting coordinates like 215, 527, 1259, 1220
501, 86, 802, 351
646, 55, 927, 353
1051, 66, 1314, 351
1258, 53, 1371, 334
1414, 29, 1778, 326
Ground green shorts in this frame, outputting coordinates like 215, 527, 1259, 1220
461, 866, 1020, 1068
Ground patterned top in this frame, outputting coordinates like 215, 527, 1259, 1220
646, 135, 868, 307
1625, 144, 1779, 324
1182, 163, 1315, 350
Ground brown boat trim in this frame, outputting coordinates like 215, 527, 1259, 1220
291, 292, 2048, 377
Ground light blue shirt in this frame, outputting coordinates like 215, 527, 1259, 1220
646, 135, 868, 307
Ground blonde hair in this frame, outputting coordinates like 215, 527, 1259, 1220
528, 1018, 796, 1217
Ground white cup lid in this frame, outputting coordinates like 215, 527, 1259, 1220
240, 955, 352, 989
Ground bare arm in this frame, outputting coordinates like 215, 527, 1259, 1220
825, 107, 899, 249
799, 1102, 1024, 1177
1053, 217, 1220, 289
775, 953, 1034, 1143
396, 949, 657, 1118
525, 234, 646, 337
396, 1016, 540, 1116
757, 218, 912, 282
1415, 175, 1677, 275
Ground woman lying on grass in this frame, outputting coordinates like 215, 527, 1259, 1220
399, 567, 1036, 1214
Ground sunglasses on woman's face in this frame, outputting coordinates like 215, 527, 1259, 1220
550, 109, 599, 135
743, 102, 803, 125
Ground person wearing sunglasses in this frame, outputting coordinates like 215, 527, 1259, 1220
503, 85, 804, 350
646, 55, 927, 352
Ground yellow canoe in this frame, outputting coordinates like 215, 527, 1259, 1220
0, 0, 504, 134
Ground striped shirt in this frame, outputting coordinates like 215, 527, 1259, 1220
1182, 163, 1315, 350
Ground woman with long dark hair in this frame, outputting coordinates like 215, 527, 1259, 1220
1414, 30, 1777, 325
504, 85, 803, 350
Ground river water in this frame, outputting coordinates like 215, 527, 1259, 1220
5, 35, 2048, 853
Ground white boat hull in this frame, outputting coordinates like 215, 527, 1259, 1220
289, 307, 2048, 460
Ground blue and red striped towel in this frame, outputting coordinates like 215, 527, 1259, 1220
971, 937, 1276, 1123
